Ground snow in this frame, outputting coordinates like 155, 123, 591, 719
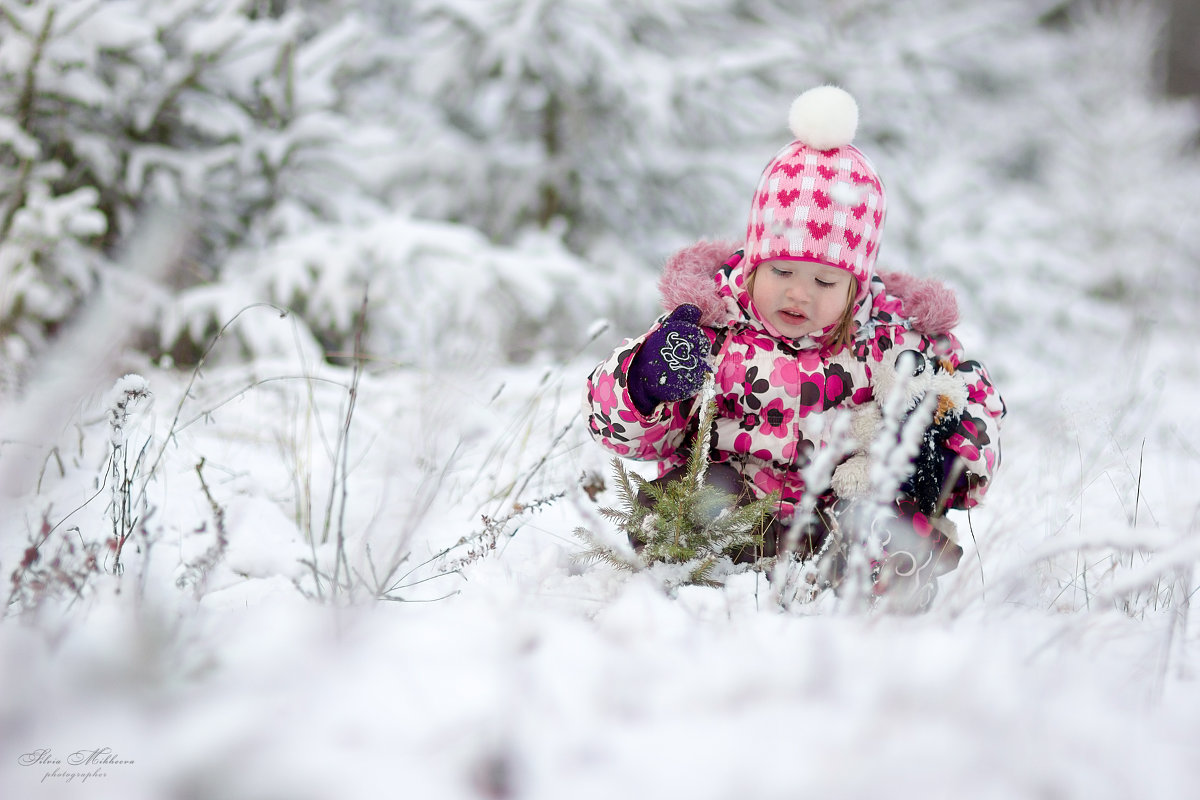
3, 306, 1200, 797
3, 0, 1200, 797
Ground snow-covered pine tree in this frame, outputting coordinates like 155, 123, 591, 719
842, 0, 1200, 361
6, 0, 1198, 376
344, 0, 1200, 342
1, 1, 107, 388
0, 0, 386, 370
349, 0, 807, 257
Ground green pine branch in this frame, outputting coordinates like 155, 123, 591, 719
574, 395, 778, 588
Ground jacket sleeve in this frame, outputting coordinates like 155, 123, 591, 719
582, 314, 715, 464
887, 326, 1006, 510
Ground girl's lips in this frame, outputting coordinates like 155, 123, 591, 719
780, 309, 806, 322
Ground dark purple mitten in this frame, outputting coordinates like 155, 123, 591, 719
627, 304, 712, 416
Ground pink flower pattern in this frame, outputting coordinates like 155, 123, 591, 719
592, 373, 618, 417
716, 350, 749, 391
760, 397, 795, 439
770, 357, 804, 397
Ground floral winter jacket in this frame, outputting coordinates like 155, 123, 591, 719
583, 243, 1005, 517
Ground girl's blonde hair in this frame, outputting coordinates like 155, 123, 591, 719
827, 280, 859, 351
745, 268, 859, 351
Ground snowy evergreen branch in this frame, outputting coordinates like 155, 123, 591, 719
574, 390, 777, 590
13, 6, 52, 131
693, 373, 718, 488
0, 7, 53, 247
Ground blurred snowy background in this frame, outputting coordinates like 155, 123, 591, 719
2, 0, 1200, 797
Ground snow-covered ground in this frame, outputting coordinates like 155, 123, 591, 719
4, 0, 1200, 795
2, 284, 1198, 799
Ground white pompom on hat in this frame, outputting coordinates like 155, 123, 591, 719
787, 85, 859, 151
743, 85, 886, 305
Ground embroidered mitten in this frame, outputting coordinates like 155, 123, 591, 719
627, 304, 712, 416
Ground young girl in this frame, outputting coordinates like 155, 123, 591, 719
583, 86, 1005, 606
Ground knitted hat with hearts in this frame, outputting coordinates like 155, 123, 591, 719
743, 86, 886, 304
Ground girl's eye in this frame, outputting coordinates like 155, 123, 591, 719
771, 267, 792, 277
816, 278, 836, 288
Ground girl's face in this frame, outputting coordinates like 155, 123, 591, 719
750, 259, 854, 339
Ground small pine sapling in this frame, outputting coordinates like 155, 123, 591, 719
575, 380, 778, 587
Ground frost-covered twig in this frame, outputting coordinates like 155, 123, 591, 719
693, 372, 718, 488
325, 289, 368, 597
836, 351, 937, 613
176, 457, 230, 597
446, 491, 566, 573
507, 419, 574, 509
368, 545, 456, 599
194, 457, 228, 548
147, 302, 290, 480
178, 374, 349, 432
106, 375, 153, 575
773, 410, 852, 607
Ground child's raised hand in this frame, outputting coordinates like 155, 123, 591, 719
627, 304, 712, 416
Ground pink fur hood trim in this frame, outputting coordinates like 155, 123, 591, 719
658, 240, 959, 335
657, 239, 739, 327
875, 270, 959, 334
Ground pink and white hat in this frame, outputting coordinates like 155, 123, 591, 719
743, 86, 886, 304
